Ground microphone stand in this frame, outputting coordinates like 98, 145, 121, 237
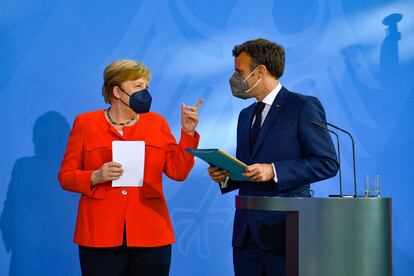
311, 121, 343, 198
323, 121, 357, 198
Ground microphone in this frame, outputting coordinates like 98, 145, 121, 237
311, 121, 343, 198
323, 121, 357, 198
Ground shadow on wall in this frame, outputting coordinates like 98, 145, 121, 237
332, 13, 409, 165
376, 13, 414, 275
335, 12, 414, 275
0, 111, 80, 276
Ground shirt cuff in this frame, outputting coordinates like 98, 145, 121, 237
272, 163, 278, 183
219, 176, 230, 189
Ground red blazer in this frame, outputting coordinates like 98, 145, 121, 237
58, 110, 199, 247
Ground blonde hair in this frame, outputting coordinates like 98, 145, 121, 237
102, 60, 151, 104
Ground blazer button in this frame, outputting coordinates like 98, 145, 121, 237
121, 189, 128, 195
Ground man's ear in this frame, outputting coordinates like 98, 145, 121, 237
258, 64, 267, 78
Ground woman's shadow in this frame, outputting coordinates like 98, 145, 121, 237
0, 111, 80, 275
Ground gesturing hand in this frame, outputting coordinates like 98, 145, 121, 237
181, 98, 204, 135
242, 163, 274, 182
91, 162, 123, 186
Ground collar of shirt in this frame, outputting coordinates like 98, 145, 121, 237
261, 81, 282, 106
252, 82, 282, 127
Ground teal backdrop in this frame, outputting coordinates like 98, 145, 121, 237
1, 0, 413, 275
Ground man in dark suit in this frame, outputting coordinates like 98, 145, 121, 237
208, 38, 339, 276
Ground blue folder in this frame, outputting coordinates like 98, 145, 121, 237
186, 148, 249, 181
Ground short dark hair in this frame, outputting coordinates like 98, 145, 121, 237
232, 38, 285, 79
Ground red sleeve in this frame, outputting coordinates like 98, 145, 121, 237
58, 116, 95, 196
162, 119, 200, 181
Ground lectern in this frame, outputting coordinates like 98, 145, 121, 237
236, 196, 392, 276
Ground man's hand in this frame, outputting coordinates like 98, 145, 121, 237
243, 163, 274, 182
207, 166, 229, 183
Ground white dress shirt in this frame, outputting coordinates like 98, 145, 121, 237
252, 82, 282, 127
252, 82, 282, 183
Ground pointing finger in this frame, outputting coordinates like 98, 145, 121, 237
195, 98, 204, 110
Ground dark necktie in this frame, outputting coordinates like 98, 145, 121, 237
250, 102, 265, 150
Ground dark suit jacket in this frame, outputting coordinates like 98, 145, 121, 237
222, 87, 339, 250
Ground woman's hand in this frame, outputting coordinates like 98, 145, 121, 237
181, 98, 204, 135
91, 162, 123, 186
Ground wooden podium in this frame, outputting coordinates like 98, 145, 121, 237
236, 196, 392, 276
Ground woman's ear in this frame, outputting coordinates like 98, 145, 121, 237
112, 86, 121, 99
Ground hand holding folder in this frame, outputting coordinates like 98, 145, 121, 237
186, 148, 249, 181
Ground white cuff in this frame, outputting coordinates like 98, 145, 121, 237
219, 176, 229, 189
271, 163, 278, 183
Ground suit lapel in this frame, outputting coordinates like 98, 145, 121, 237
250, 87, 290, 159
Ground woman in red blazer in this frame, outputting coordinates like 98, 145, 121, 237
58, 60, 203, 276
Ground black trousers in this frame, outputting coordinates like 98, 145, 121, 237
79, 235, 171, 276
233, 227, 285, 276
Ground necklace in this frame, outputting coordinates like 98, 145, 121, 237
106, 109, 136, 126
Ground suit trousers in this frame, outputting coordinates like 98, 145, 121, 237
233, 227, 285, 276
78, 230, 171, 276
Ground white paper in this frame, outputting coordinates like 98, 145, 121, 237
112, 141, 145, 187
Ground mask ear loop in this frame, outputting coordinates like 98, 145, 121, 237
243, 65, 261, 93
243, 65, 259, 83
117, 86, 131, 97
115, 86, 132, 108
245, 78, 261, 93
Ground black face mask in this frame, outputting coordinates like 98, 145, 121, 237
118, 87, 152, 114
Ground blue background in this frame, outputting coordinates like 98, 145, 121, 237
1, 0, 413, 275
